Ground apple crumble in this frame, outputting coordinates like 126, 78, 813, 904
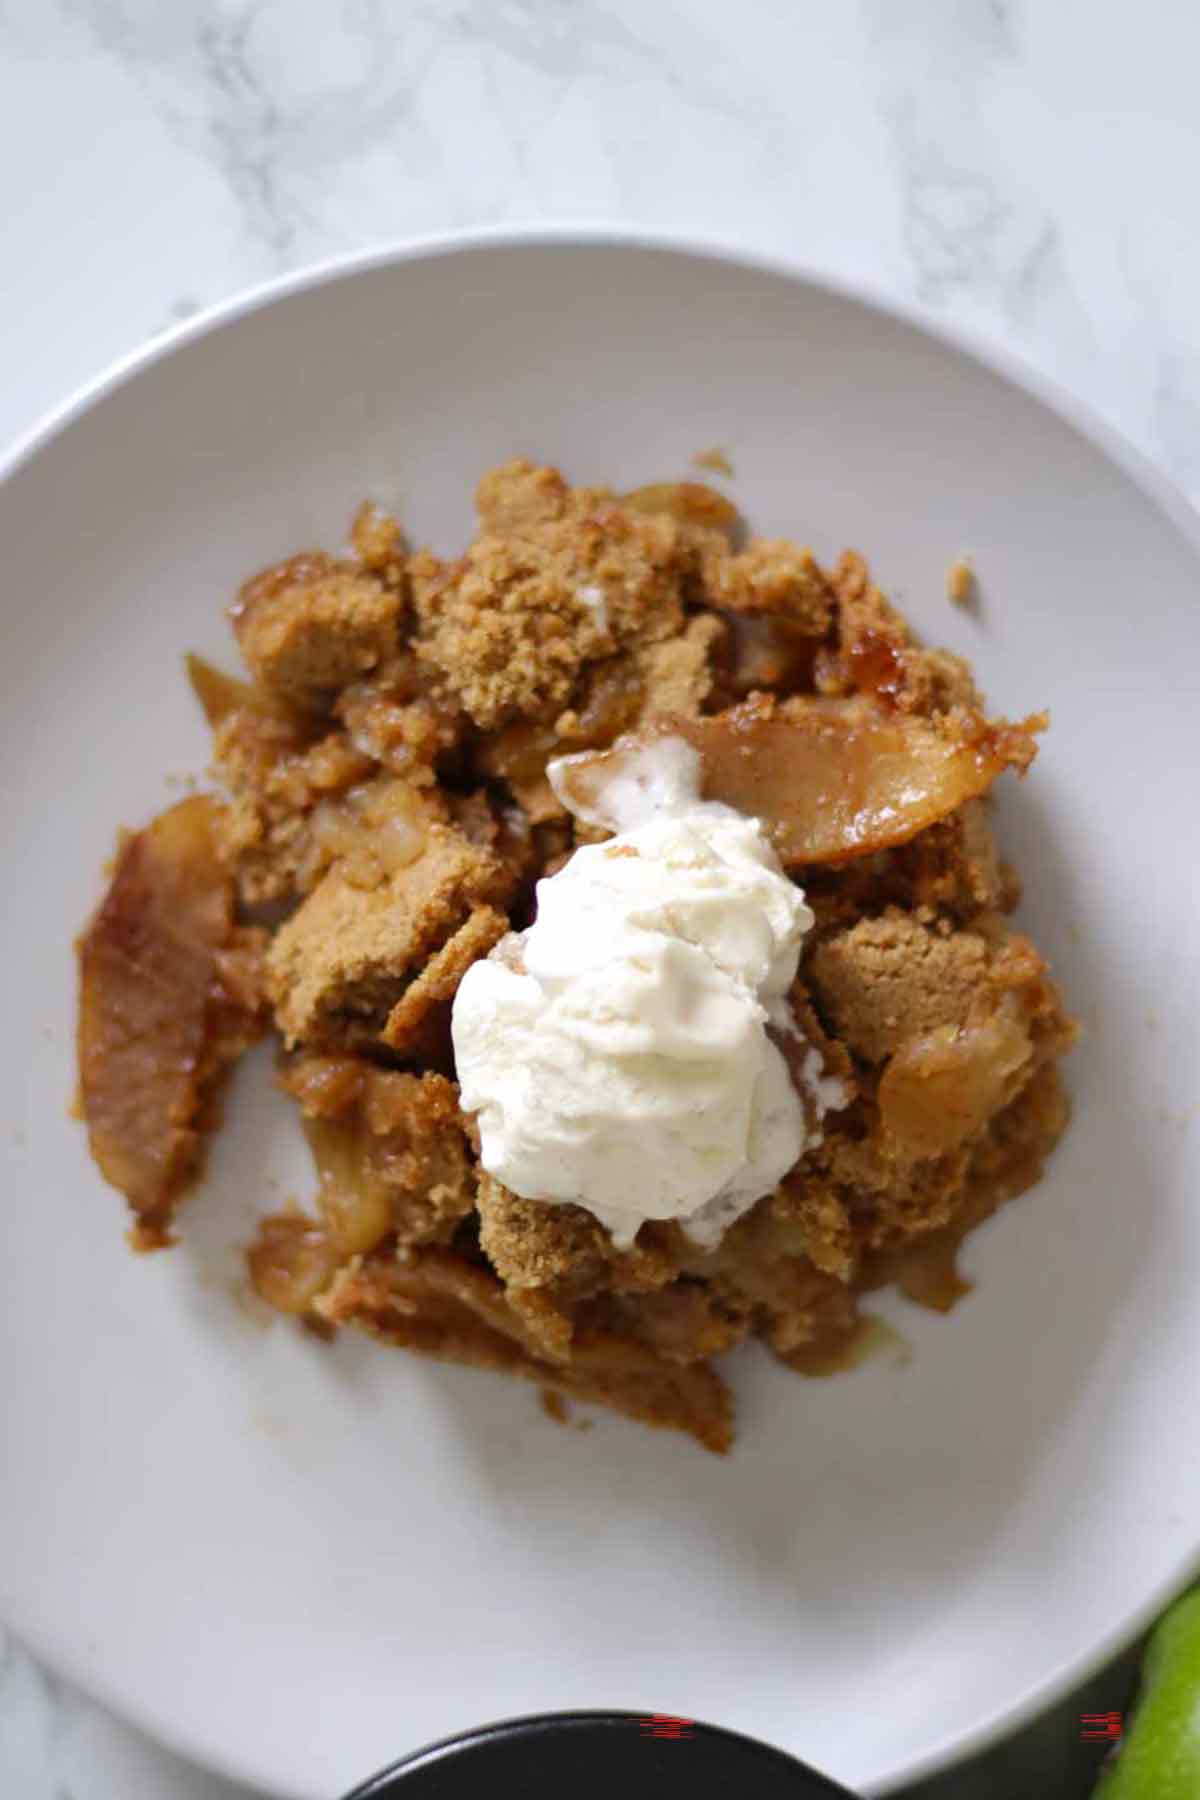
76, 459, 1075, 1452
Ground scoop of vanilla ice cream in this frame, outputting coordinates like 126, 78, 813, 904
452, 739, 834, 1249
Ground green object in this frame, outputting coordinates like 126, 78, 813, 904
1095, 1587, 1200, 1796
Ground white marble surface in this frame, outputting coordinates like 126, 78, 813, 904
0, 2, 1196, 1795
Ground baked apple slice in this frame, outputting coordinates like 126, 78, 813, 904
77, 795, 265, 1248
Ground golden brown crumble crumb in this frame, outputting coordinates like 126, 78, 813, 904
381, 905, 509, 1053
809, 908, 999, 1063
947, 556, 975, 606
477, 1171, 612, 1298
771, 1177, 857, 1282
335, 656, 462, 782
813, 1112, 974, 1252
702, 538, 834, 637
691, 446, 734, 477
633, 613, 725, 721
233, 553, 404, 707
324, 1063, 474, 1251
77, 459, 1074, 1454
210, 701, 378, 904
411, 464, 686, 728
475, 458, 570, 532
350, 502, 406, 581
267, 822, 507, 1047
540, 1385, 571, 1425
894, 799, 1011, 917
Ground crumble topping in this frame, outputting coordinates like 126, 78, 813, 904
76, 458, 1076, 1452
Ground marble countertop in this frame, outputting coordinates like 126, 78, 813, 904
1, 2, 1195, 1795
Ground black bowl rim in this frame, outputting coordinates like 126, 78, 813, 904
344, 1708, 861, 1798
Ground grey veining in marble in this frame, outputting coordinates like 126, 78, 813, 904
0, 0, 1197, 503
1, 2, 1196, 1796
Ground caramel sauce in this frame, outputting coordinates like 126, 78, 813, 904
846, 629, 907, 706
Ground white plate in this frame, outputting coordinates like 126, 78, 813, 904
1, 230, 1198, 1800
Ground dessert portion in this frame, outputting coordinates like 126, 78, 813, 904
76, 460, 1076, 1452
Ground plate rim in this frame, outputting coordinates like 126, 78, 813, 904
3, 221, 1198, 1799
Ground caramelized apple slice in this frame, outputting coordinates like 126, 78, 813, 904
77, 796, 265, 1248
878, 1007, 1034, 1161
554, 696, 1044, 866
186, 652, 271, 728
